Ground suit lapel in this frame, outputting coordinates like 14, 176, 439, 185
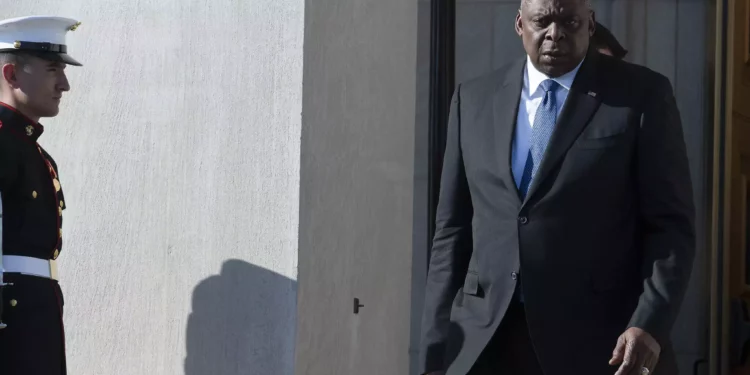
523, 51, 602, 205
493, 58, 526, 203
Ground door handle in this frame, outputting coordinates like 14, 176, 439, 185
730, 297, 750, 368
353, 298, 364, 314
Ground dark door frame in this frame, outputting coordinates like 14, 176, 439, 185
409, 0, 455, 373
710, 0, 729, 372
426, 0, 456, 257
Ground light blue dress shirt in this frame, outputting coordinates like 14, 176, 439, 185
511, 56, 585, 188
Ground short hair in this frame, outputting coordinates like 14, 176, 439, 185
0, 51, 29, 68
521, 0, 591, 10
592, 22, 628, 59
0, 52, 33, 90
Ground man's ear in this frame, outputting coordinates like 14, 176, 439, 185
2, 64, 18, 89
589, 11, 596, 37
515, 10, 523, 37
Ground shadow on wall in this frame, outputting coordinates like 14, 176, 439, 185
185, 259, 297, 375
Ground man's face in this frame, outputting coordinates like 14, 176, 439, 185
8, 55, 70, 118
515, 0, 595, 77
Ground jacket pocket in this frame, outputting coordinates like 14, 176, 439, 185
576, 135, 627, 149
462, 272, 482, 297
576, 120, 631, 149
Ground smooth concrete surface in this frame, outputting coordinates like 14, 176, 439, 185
411, 0, 712, 373
295, 0, 418, 373
409, 3, 433, 374
0, 1, 303, 374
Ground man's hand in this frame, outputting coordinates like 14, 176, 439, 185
609, 327, 661, 375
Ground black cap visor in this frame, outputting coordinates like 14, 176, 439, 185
32, 51, 82, 66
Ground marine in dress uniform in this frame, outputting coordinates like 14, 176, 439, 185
0, 16, 83, 375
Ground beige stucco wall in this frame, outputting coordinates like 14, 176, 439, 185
0, 0, 304, 374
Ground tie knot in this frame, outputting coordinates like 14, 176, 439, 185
540, 79, 559, 93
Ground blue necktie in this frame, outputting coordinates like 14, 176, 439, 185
516, 80, 558, 304
519, 79, 559, 199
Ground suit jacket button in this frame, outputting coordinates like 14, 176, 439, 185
511, 272, 518, 280
518, 216, 528, 224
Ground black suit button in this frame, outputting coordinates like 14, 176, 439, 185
511, 272, 518, 280
518, 216, 528, 224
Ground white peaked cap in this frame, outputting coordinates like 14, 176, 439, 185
0, 16, 82, 66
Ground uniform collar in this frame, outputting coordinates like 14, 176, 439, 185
525, 55, 585, 95
0, 101, 44, 142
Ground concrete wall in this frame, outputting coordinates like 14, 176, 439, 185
0, 1, 304, 374
295, 0, 418, 373
412, 0, 713, 373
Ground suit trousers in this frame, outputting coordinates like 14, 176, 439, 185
469, 300, 544, 375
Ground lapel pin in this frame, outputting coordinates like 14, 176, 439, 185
587, 91, 597, 97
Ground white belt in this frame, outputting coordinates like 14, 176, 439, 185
1, 255, 59, 280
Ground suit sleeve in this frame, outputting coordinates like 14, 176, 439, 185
627, 74, 696, 344
418, 84, 474, 374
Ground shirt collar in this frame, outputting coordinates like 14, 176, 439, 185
525, 55, 585, 95
0, 101, 44, 142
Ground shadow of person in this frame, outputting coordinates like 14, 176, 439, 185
185, 259, 297, 375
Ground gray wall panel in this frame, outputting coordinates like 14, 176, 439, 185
297, 0, 418, 373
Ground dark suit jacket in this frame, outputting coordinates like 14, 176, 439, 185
418, 50, 696, 375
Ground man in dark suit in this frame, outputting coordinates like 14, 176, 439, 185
0, 15, 83, 375
418, 0, 695, 374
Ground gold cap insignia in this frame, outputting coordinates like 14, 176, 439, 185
13, 41, 20, 49
69, 22, 81, 31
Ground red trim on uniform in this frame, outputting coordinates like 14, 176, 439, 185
0, 101, 45, 144
0, 101, 44, 142
0, 101, 42, 129
37, 146, 62, 256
